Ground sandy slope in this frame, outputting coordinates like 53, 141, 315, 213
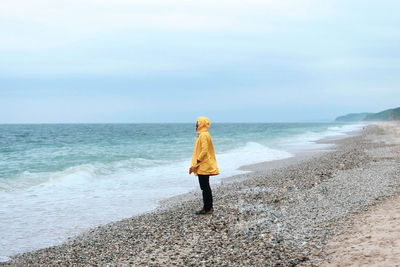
324, 194, 400, 267
324, 122, 400, 267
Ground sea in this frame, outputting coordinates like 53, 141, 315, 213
0, 122, 365, 260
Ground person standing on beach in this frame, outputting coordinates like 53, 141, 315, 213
189, 117, 220, 215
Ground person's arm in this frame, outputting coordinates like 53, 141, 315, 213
197, 133, 208, 162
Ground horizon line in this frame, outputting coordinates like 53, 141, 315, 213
0, 121, 341, 125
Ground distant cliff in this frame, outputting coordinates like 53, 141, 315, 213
335, 112, 372, 122
335, 107, 400, 122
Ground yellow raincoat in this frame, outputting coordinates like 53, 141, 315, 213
189, 117, 220, 176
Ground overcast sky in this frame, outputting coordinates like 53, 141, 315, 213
1, 0, 399, 123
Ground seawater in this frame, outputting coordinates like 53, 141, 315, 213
0, 122, 364, 259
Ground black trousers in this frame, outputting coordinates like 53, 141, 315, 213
198, 174, 213, 211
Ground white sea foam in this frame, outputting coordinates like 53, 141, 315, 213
0, 256, 11, 263
277, 123, 366, 150
216, 142, 293, 176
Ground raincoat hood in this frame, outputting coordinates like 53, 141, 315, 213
196, 117, 211, 134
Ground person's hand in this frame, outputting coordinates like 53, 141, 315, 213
189, 167, 193, 174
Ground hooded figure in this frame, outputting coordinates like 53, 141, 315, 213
189, 117, 219, 215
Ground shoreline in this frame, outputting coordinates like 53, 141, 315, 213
0, 122, 364, 261
4, 122, 400, 266
0, 123, 362, 262
157, 127, 362, 217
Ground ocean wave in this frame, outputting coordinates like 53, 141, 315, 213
278, 123, 366, 149
216, 142, 293, 175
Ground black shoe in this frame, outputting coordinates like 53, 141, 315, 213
195, 208, 213, 215
195, 207, 204, 215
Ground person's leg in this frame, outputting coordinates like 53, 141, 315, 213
198, 175, 213, 211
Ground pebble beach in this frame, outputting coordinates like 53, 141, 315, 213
3, 122, 400, 266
